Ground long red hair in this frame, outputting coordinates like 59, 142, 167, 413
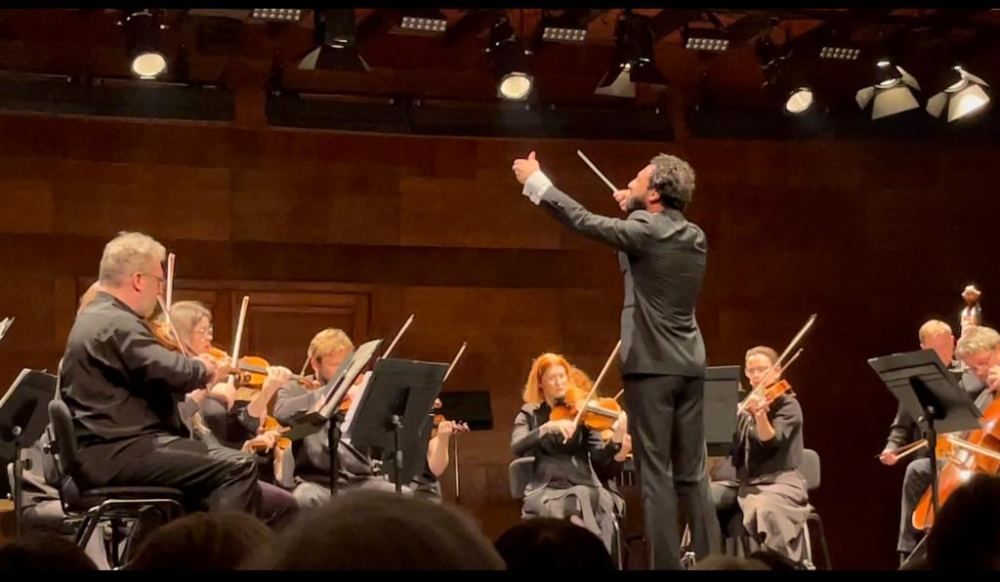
522, 352, 575, 404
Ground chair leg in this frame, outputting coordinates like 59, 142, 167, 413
811, 514, 832, 570
109, 518, 126, 570
612, 518, 623, 570
75, 507, 103, 549
801, 521, 816, 570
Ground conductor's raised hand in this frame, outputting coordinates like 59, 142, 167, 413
613, 189, 630, 213
512, 151, 540, 185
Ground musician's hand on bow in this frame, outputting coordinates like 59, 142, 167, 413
879, 448, 900, 466
542, 419, 576, 441
745, 392, 769, 417
262, 366, 293, 394
198, 353, 231, 386
611, 411, 629, 443
207, 381, 237, 411
512, 151, 540, 185
621, 433, 632, 456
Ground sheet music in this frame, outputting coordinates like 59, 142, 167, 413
340, 371, 373, 443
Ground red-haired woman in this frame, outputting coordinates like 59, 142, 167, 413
511, 352, 631, 552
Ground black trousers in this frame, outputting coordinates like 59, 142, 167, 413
898, 457, 939, 554
623, 374, 720, 570
109, 436, 261, 516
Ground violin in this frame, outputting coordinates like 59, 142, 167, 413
202, 347, 318, 401
741, 379, 794, 416
146, 315, 183, 352
430, 398, 470, 433
550, 386, 623, 433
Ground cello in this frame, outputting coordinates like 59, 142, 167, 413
911, 394, 1000, 530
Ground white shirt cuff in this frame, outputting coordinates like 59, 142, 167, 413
522, 171, 553, 205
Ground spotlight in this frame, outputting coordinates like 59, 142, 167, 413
595, 11, 667, 98
487, 16, 533, 101
120, 9, 167, 80
855, 59, 920, 120
542, 26, 587, 43
785, 88, 814, 114
683, 27, 730, 53
926, 65, 990, 122
819, 46, 860, 60
299, 9, 369, 72
399, 10, 448, 34
251, 9, 303, 22
757, 34, 812, 114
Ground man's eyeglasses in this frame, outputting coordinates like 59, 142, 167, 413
139, 272, 165, 291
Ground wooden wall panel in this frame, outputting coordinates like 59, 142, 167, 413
1, 111, 998, 568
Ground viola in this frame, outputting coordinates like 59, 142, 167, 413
550, 386, 623, 433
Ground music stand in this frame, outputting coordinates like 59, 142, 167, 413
436, 390, 493, 504
349, 357, 447, 493
282, 339, 382, 495
704, 366, 741, 456
868, 349, 981, 518
0, 369, 57, 538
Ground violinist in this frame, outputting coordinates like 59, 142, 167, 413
167, 300, 288, 451
166, 300, 300, 529
271, 328, 398, 506
878, 320, 984, 562
60, 232, 261, 515
510, 353, 630, 553
710, 346, 809, 564
410, 398, 469, 501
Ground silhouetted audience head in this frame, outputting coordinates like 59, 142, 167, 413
694, 554, 769, 570
127, 511, 273, 570
494, 517, 615, 571
749, 549, 801, 571
0, 534, 97, 570
255, 490, 504, 570
926, 473, 1000, 570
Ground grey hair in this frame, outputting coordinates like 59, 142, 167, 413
169, 300, 212, 345
649, 153, 696, 204
956, 326, 1000, 359
98, 231, 166, 288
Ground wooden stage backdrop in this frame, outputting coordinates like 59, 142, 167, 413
0, 111, 996, 568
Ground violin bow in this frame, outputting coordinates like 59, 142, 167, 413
565, 340, 622, 443
333, 314, 415, 413
443, 341, 468, 383
740, 314, 817, 414
165, 252, 175, 311
228, 295, 250, 387
382, 314, 415, 359
155, 296, 189, 357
